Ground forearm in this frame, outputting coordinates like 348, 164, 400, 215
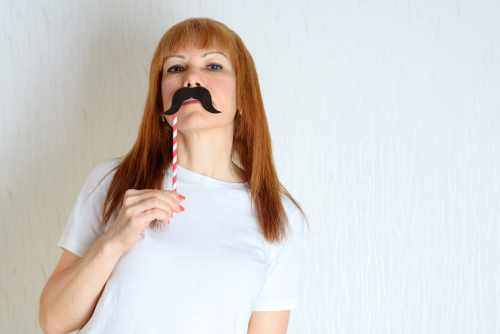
39, 233, 123, 334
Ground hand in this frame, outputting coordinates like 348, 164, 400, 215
104, 189, 185, 255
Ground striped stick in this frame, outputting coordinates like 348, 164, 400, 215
171, 112, 178, 219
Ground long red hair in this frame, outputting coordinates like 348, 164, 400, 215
94, 18, 309, 244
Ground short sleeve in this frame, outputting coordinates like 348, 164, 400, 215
252, 208, 305, 311
57, 160, 118, 257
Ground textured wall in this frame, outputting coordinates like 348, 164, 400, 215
1, 0, 499, 333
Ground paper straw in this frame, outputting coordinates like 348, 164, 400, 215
171, 112, 178, 219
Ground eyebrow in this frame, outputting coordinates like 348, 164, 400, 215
165, 51, 228, 61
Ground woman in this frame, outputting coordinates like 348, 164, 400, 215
39, 18, 309, 334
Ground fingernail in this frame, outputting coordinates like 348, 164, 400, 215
179, 195, 186, 201
180, 205, 185, 212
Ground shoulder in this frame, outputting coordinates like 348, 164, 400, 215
279, 193, 305, 237
88, 157, 123, 183
279, 193, 302, 221
82, 157, 124, 195
90, 157, 123, 177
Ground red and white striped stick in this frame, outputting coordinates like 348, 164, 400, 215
171, 112, 178, 219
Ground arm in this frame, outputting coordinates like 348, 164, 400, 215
247, 310, 291, 334
39, 233, 122, 334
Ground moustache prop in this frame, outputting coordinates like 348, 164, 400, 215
163, 86, 221, 115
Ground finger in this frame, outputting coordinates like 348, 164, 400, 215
133, 193, 183, 215
123, 190, 183, 213
138, 207, 172, 223
124, 189, 182, 200
126, 189, 183, 204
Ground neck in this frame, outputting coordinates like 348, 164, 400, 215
175, 125, 245, 183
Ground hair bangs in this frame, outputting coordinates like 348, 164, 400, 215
159, 19, 235, 67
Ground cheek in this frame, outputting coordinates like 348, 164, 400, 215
216, 78, 237, 107
161, 82, 177, 107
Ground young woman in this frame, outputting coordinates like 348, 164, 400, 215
40, 17, 309, 334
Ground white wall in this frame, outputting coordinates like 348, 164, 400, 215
1, 0, 499, 333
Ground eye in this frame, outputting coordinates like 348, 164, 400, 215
206, 63, 223, 71
167, 65, 184, 73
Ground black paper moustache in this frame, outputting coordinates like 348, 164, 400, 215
163, 86, 221, 115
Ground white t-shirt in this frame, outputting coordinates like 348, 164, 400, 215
57, 157, 305, 334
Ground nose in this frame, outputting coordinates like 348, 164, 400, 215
183, 67, 203, 88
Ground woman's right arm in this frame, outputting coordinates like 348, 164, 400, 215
39, 189, 185, 334
39, 233, 122, 334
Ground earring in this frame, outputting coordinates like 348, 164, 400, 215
239, 109, 243, 115
161, 116, 165, 122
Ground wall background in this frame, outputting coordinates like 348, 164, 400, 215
1, 0, 499, 333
